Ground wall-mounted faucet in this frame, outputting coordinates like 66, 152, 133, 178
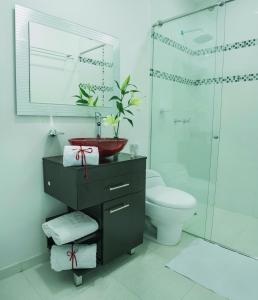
95, 112, 102, 138
48, 116, 64, 137
48, 128, 64, 137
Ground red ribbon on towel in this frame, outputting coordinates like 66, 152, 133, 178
74, 146, 93, 177
67, 244, 78, 270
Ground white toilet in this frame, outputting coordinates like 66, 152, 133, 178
145, 169, 197, 245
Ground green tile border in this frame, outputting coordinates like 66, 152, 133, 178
79, 56, 114, 68
152, 32, 258, 56
150, 68, 258, 85
150, 69, 196, 85
80, 83, 113, 93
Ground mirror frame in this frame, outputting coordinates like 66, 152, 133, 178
15, 5, 119, 117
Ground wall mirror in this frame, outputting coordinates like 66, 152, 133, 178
15, 5, 119, 116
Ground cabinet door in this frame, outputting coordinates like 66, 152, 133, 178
102, 191, 145, 263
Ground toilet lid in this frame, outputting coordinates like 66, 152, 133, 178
146, 186, 196, 209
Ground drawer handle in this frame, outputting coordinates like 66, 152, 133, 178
109, 183, 130, 191
109, 204, 130, 214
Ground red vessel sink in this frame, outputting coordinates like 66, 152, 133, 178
68, 138, 128, 158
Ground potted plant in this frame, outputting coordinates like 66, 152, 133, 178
104, 75, 142, 138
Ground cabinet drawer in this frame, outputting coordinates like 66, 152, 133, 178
77, 158, 146, 184
77, 172, 146, 210
102, 191, 145, 263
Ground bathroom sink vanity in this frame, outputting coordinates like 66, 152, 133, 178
43, 153, 146, 285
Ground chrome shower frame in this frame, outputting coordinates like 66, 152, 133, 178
152, 0, 235, 27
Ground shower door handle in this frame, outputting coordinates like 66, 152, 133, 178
213, 136, 219, 140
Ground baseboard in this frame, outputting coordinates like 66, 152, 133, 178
0, 252, 49, 281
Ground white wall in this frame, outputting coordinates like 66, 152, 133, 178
0, 0, 198, 272
0, 0, 152, 271
150, 0, 198, 24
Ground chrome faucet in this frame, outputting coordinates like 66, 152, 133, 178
174, 118, 191, 125
95, 112, 102, 138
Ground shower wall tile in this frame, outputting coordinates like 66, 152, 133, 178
215, 81, 258, 218
153, 38, 191, 78
223, 0, 258, 44
222, 46, 258, 77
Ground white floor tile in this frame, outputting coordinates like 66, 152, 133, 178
183, 284, 228, 300
23, 262, 79, 300
140, 267, 194, 300
23, 259, 140, 300
0, 233, 248, 300
211, 207, 258, 257
75, 276, 140, 300
109, 250, 194, 300
0, 273, 41, 300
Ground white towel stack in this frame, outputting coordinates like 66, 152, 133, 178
42, 211, 99, 245
63, 145, 99, 167
51, 243, 97, 272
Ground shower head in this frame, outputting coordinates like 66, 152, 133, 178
193, 34, 213, 44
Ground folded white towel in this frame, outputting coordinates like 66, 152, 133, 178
42, 211, 98, 245
63, 145, 99, 167
50, 243, 97, 272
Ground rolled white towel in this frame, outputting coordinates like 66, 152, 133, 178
63, 145, 99, 167
42, 211, 99, 245
51, 243, 97, 272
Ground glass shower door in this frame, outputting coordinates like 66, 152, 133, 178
150, 7, 220, 238
210, 0, 258, 257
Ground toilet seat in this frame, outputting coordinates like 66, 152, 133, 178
146, 185, 196, 209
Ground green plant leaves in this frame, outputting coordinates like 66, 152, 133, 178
116, 101, 124, 114
109, 95, 121, 101
93, 97, 98, 107
129, 98, 141, 106
115, 80, 121, 90
123, 117, 134, 127
79, 86, 90, 98
128, 83, 137, 88
103, 75, 140, 136
125, 109, 134, 115
121, 75, 131, 94
76, 99, 88, 105
74, 83, 98, 107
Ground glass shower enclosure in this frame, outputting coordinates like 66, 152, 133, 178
150, 0, 258, 258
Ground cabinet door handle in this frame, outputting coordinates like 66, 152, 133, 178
109, 204, 130, 214
109, 183, 130, 191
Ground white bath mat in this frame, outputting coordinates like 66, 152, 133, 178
166, 239, 258, 300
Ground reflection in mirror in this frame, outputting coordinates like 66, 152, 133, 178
29, 22, 114, 107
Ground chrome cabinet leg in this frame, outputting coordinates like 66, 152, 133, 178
73, 272, 83, 286
128, 248, 136, 255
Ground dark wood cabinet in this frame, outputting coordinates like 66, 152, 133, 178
43, 154, 146, 211
43, 153, 146, 272
102, 191, 145, 263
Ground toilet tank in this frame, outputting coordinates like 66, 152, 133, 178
146, 169, 165, 189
